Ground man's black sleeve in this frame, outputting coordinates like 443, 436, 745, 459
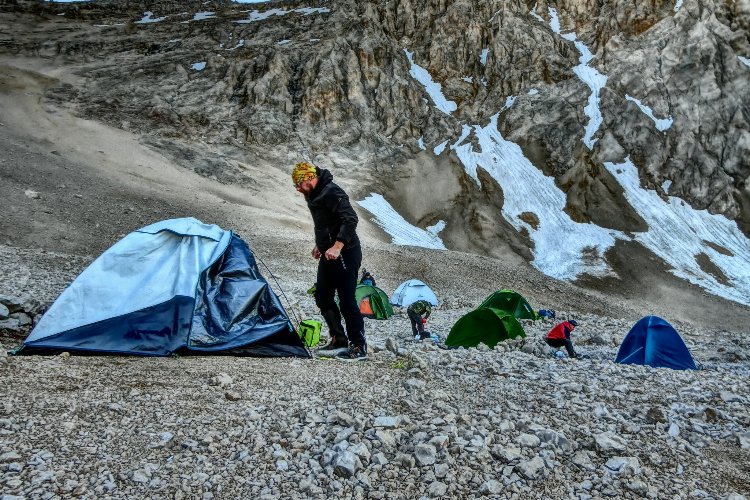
330, 194, 358, 245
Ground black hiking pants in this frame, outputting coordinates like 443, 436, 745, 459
545, 337, 577, 358
315, 245, 365, 347
408, 310, 425, 337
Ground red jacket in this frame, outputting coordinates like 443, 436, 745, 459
547, 321, 575, 340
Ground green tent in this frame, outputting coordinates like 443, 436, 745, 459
445, 308, 526, 348
478, 290, 538, 320
353, 284, 394, 319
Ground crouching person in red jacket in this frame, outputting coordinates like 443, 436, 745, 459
545, 319, 579, 359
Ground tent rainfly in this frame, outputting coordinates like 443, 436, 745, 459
445, 308, 525, 348
478, 290, 538, 320
354, 284, 394, 319
21, 218, 309, 357
615, 316, 697, 370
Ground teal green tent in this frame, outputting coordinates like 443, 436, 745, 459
479, 290, 538, 320
354, 284, 394, 319
445, 308, 525, 348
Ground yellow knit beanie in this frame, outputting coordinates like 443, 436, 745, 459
292, 161, 317, 185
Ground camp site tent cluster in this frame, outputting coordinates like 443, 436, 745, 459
19, 218, 699, 370
444, 290, 697, 371
21, 218, 309, 357
446, 290, 535, 349
354, 278, 440, 319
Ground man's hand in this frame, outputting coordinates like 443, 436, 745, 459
325, 241, 344, 260
311, 245, 321, 259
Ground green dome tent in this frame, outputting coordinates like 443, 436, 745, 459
479, 290, 538, 320
445, 308, 526, 348
353, 284, 394, 319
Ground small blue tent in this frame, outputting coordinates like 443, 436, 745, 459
615, 316, 696, 370
22, 218, 308, 357
390, 279, 438, 308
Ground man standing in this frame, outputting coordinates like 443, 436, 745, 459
292, 161, 367, 360
407, 299, 432, 340
545, 319, 579, 358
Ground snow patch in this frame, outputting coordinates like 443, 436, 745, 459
529, 4, 545, 23
625, 95, 673, 131
550, 8, 607, 149
136, 11, 167, 24
528, 88, 539, 95
452, 114, 624, 279
461, 76, 474, 83
418, 136, 426, 150
235, 7, 329, 23
674, 0, 684, 12
191, 62, 206, 71
604, 158, 750, 306
356, 194, 447, 250
227, 40, 245, 50
404, 49, 457, 115
235, 8, 287, 22
661, 179, 672, 194
193, 11, 215, 21
739, 56, 750, 68
480, 48, 489, 65
502, 96, 517, 111
433, 141, 448, 156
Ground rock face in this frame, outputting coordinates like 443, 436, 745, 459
1, 0, 748, 276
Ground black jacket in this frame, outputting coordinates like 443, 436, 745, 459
306, 168, 360, 250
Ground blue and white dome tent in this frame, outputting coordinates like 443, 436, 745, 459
22, 218, 308, 357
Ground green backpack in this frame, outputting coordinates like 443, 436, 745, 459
298, 319, 321, 348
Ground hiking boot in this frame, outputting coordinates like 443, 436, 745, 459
336, 343, 367, 361
317, 337, 349, 355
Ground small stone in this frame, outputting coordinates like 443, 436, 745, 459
210, 373, 233, 388
645, 407, 667, 423
395, 453, 416, 468
605, 456, 641, 477
594, 432, 628, 454
516, 456, 546, 480
225, 391, 241, 401
668, 423, 680, 437
404, 378, 426, 390
1, 451, 22, 462
132, 470, 149, 483
371, 452, 388, 465
434, 463, 449, 478
333, 451, 361, 478
24, 189, 40, 199
385, 337, 399, 354
720, 391, 743, 403
414, 444, 436, 466
480, 480, 503, 494
373, 416, 401, 428
427, 481, 448, 497
516, 433, 541, 448
491, 445, 522, 462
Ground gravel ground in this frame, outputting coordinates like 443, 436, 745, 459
2, 313, 749, 499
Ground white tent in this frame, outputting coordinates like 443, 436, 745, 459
390, 279, 438, 308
